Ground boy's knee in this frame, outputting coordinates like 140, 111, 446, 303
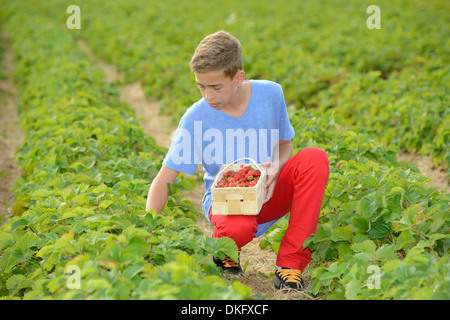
293, 147, 329, 179
299, 147, 328, 163
294, 147, 329, 169
212, 215, 257, 248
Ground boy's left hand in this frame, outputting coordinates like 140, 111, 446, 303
260, 162, 281, 204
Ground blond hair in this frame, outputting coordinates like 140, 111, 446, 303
189, 31, 243, 79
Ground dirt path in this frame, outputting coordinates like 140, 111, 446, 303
0, 31, 24, 225
397, 153, 449, 193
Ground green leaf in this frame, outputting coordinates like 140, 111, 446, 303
99, 199, 113, 209
43, 196, 58, 209
319, 262, 347, 281
259, 239, 270, 250
358, 194, 381, 218
352, 216, 369, 232
404, 246, 430, 265
396, 230, 416, 250
351, 240, 376, 256
337, 242, 351, 259
11, 218, 30, 231
374, 245, 398, 260
0, 232, 14, 251
331, 226, 353, 242
345, 278, 361, 300
123, 265, 144, 279
387, 187, 406, 197
419, 233, 448, 249
311, 223, 332, 243
368, 219, 390, 239
87, 278, 112, 290
211, 237, 238, 262
232, 281, 252, 299
6, 273, 36, 296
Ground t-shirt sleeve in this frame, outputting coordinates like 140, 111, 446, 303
162, 110, 200, 175
276, 84, 295, 141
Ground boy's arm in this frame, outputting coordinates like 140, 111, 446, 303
145, 166, 180, 214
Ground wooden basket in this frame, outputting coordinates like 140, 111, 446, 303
211, 158, 267, 216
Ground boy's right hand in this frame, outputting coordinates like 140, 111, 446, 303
145, 166, 179, 213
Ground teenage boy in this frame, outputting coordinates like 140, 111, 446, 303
146, 31, 329, 291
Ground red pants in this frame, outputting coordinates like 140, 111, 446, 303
209, 147, 329, 271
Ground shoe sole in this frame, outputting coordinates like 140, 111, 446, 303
273, 274, 305, 292
274, 274, 282, 289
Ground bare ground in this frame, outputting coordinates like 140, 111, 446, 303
0, 30, 24, 225
397, 152, 449, 193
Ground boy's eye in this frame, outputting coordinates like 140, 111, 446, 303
198, 85, 221, 91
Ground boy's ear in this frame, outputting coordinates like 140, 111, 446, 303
235, 69, 245, 86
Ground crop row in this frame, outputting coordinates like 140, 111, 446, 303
0, 3, 249, 299
265, 108, 449, 299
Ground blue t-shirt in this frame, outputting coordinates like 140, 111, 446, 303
162, 80, 295, 237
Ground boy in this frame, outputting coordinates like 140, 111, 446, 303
146, 31, 329, 291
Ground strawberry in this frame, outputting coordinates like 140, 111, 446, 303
249, 180, 258, 187
224, 170, 234, 177
214, 164, 262, 188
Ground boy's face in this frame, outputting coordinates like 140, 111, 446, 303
194, 69, 244, 111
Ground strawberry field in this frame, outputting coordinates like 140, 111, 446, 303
0, 0, 449, 300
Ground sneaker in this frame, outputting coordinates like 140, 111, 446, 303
213, 248, 243, 277
274, 268, 305, 291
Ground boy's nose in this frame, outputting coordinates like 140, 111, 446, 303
204, 88, 214, 100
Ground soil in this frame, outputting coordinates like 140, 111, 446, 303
397, 153, 449, 193
0, 30, 24, 225
0, 33, 447, 299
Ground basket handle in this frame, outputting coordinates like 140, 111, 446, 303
216, 157, 263, 180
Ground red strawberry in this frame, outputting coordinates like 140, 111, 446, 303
215, 165, 262, 188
